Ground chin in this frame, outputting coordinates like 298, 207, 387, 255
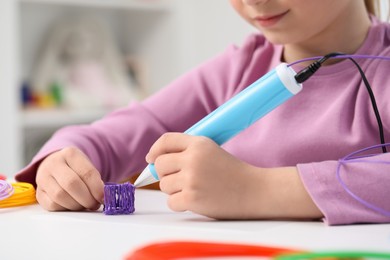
263, 36, 287, 45
261, 32, 298, 46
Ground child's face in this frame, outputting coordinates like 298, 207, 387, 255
229, 0, 361, 45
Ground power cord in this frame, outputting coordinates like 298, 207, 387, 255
294, 52, 387, 153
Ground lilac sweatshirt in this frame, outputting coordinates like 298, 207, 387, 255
16, 19, 390, 225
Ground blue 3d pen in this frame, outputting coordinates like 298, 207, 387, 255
134, 63, 303, 187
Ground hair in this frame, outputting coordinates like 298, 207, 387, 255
365, 0, 378, 16
365, 0, 389, 20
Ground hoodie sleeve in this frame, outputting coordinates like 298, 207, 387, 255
298, 148, 390, 225
15, 33, 268, 186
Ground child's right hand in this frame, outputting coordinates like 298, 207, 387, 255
35, 147, 104, 211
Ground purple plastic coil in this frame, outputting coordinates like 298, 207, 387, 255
0, 180, 14, 201
103, 182, 135, 215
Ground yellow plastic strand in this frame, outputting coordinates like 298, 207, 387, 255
0, 182, 37, 208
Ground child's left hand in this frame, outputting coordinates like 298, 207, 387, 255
146, 132, 261, 219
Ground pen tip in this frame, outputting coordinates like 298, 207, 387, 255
133, 177, 142, 187
134, 167, 159, 188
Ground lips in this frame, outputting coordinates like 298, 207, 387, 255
254, 10, 289, 27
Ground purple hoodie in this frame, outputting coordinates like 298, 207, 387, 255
16, 18, 390, 225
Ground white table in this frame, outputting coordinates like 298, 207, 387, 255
1, 189, 390, 260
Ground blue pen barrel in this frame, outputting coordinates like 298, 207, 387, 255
185, 63, 302, 145
135, 63, 302, 185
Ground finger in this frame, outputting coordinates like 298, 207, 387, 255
159, 172, 184, 195
52, 169, 101, 211
36, 150, 101, 210
154, 153, 181, 178
147, 133, 194, 162
63, 148, 104, 204
38, 176, 84, 211
167, 191, 188, 212
36, 188, 67, 211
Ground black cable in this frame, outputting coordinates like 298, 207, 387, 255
346, 57, 387, 153
295, 52, 387, 153
294, 52, 344, 83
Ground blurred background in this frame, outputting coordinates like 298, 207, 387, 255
0, 0, 255, 177
0, 0, 388, 178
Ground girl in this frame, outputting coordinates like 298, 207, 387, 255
16, 0, 390, 225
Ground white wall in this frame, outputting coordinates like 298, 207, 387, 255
171, 0, 255, 76
380, 0, 389, 21
135, 0, 256, 92
0, 0, 21, 177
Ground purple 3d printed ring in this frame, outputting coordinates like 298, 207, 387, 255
103, 182, 135, 215
0, 180, 14, 201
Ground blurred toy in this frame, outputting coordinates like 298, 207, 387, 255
30, 15, 138, 110
125, 241, 304, 260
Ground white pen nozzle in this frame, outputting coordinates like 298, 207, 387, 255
134, 167, 159, 188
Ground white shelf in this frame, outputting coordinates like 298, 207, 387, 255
19, 0, 171, 11
22, 108, 111, 128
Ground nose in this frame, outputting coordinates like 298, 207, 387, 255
243, 0, 268, 5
